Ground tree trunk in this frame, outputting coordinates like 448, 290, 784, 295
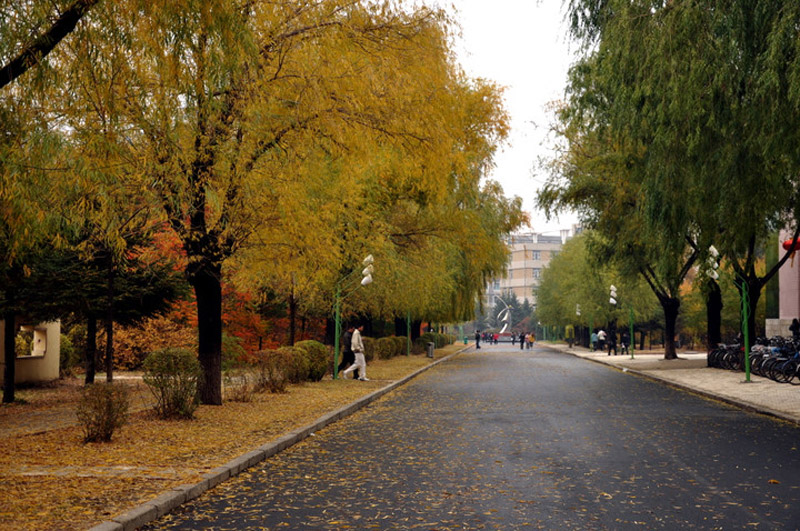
706, 280, 722, 351
394, 317, 408, 337
411, 320, 423, 341
3, 311, 16, 403
288, 290, 296, 346
325, 317, 335, 346
191, 266, 223, 405
744, 278, 762, 350
639, 331, 645, 351
104, 263, 115, 382
663, 297, 680, 360
85, 316, 97, 385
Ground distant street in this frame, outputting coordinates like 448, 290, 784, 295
146, 343, 800, 530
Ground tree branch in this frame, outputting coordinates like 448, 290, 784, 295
0, 0, 101, 90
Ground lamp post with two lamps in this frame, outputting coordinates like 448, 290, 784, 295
334, 254, 375, 380
610, 285, 635, 359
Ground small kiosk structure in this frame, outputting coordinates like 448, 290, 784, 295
0, 320, 61, 384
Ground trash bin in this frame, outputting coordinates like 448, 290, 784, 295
426, 342, 435, 358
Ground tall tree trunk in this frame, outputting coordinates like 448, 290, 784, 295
394, 317, 408, 337
105, 262, 115, 382
3, 310, 16, 403
85, 316, 97, 385
743, 278, 762, 349
325, 317, 335, 346
191, 266, 223, 405
706, 280, 722, 351
288, 289, 296, 346
663, 297, 680, 360
411, 320, 422, 341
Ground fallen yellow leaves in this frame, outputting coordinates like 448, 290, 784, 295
0, 347, 461, 530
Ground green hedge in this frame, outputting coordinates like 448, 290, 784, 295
294, 340, 329, 381
362, 337, 376, 362
392, 336, 409, 356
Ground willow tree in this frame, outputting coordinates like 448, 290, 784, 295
0, 0, 100, 90
65, 0, 501, 404
535, 231, 659, 339
558, 1, 800, 347
229, 19, 524, 343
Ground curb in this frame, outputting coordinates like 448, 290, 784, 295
550, 344, 800, 427
88, 344, 472, 531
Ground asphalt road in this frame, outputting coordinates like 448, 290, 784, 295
145, 343, 800, 530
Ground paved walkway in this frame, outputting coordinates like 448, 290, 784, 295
546, 342, 800, 425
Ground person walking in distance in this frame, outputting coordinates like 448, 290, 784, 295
607, 328, 617, 356
790, 318, 800, 339
620, 330, 630, 356
475, 330, 481, 349
337, 324, 358, 380
342, 324, 369, 381
519, 332, 525, 350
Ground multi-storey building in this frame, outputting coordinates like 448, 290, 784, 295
485, 228, 577, 312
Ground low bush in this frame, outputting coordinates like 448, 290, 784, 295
280, 346, 308, 384
254, 349, 293, 393
142, 348, 200, 419
392, 336, 409, 356
223, 368, 257, 402
412, 338, 427, 355
294, 340, 328, 381
362, 337, 376, 362
375, 337, 396, 360
75, 383, 130, 443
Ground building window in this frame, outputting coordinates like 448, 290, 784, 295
533, 268, 541, 279
493, 280, 501, 289
551, 251, 559, 258
532, 250, 541, 260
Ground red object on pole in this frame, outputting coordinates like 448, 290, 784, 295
782, 238, 799, 251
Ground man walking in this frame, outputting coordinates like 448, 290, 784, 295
475, 330, 481, 349
342, 324, 369, 381
337, 324, 357, 379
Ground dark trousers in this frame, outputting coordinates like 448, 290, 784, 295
338, 350, 358, 378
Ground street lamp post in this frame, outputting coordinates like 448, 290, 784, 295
334, 255, 375, 379
610, 285, 635, 359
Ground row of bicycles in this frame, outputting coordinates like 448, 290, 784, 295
707, 336, 800, 383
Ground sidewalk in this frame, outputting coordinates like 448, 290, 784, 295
546, 342, 800, 425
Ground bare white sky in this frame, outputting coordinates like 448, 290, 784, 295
446, 0, 579, 234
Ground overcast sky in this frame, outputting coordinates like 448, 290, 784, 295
446, 0, 579, 234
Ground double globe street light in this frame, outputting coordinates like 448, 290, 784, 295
610, 285, 635, 359
334, 254, 374, 380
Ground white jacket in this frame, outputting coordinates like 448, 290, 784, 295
351, 328, 365, 354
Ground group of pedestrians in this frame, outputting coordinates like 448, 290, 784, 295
590, 328, 630, 356
474, 330, 536, 350
337, 323, 369, 381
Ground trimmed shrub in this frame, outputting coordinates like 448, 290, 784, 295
294, 340, 328, 381
362, 337, 376, 362
142, 347, 201, 419
253, 348, 293, 393
412, 338, 427, 355
375, 337, 396, 360
278, 346, 308, 384
392, 336, 409, 356
223, 368, 257, 402
76, 383, 130, 443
